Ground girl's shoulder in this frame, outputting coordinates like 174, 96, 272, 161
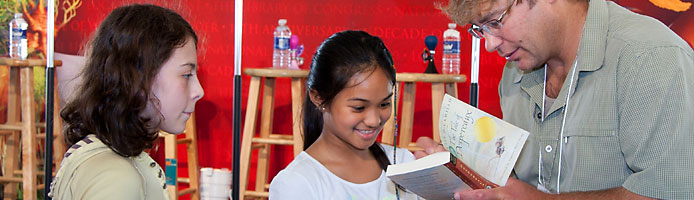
275, 152, 324, 178
60, 135, 127, 170
50, 135, 145, 199
269, 152, 322, 199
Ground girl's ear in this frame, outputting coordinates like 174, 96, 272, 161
309, 89, 324, 110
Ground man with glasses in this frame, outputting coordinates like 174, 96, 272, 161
415, 0, 694, 199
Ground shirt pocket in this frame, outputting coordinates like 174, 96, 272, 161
562, 129, 626, 191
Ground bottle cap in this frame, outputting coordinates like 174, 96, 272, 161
14, 13, 23, 18
278, 19, 287, 26
448, 23, 457, 29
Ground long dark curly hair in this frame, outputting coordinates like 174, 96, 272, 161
60, 4, 198, 157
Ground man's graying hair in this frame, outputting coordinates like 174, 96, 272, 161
436, 0, 535, 25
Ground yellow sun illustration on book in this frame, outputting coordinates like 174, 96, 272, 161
473, 116, 498, 143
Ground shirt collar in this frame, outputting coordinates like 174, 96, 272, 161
576, 0, 609, 73
512, 0, 609, 85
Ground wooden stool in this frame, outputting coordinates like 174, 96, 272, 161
239, 68, 308, 200
381, 73, 466, 151
160, 113, 201, 200
0, 58, 65, 200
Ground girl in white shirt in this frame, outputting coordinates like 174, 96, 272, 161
269, 30, 419, 200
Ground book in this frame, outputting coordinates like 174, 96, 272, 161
385, 151, 498, 200
386, 94, 529, 199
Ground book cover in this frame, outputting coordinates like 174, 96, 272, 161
386, 94, 529, 199
439, 94, 528, 186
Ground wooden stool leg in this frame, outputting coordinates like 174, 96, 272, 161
3, 67, 21, 200
160, 113, 200, 199
445, 83, 458, 98
399, 82, 416, 148
240, 76, 262, 200
431, 83, 446, 143
290, 78, 303, 156
20, 67, 37, 200
7, 67, 20, 128
2, 131, 20, 199
254, 78, 275, 198
165, 134, 178, 200
53, 75, 66, 167
381, 82, 401, 146
185, 113, 200, 200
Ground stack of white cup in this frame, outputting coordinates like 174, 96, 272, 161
200, 168, 232, 200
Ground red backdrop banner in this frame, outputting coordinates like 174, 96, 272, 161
52, 0, 692, 196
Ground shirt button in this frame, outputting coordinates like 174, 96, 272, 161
150, 162, 156, 168
545, 145, 553, 152
536, 112, 542, 119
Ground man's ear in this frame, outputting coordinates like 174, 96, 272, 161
308, 89, 324, 109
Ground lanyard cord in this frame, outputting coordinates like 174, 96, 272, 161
539, 59, 578, 193
392, 82, 401, 200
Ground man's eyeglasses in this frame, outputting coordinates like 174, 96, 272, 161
468, 0, 517, 39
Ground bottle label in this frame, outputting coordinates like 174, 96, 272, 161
443, 41, 460, 54
11, 28, 26, 39
274, 37, 289, 50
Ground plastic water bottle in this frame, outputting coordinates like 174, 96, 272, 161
273, 19, 291, 68
9, 13, 28, 59
442, 23, 460, 74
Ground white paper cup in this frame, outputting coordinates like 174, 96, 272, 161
200, 168, 232, 200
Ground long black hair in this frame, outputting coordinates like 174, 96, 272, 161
303, 30, 396, 171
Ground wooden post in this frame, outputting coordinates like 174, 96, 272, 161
239, 76, 262, 200
20, 66, 37, 200
290, 78, 304, 156
185, 114, 201, 200
165, 133, 178, 199
398, 82, 416, 148
254, 78, 275, 194
431, 83, 445, 143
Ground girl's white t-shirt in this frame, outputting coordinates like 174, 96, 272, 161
269, 144, 421, 200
